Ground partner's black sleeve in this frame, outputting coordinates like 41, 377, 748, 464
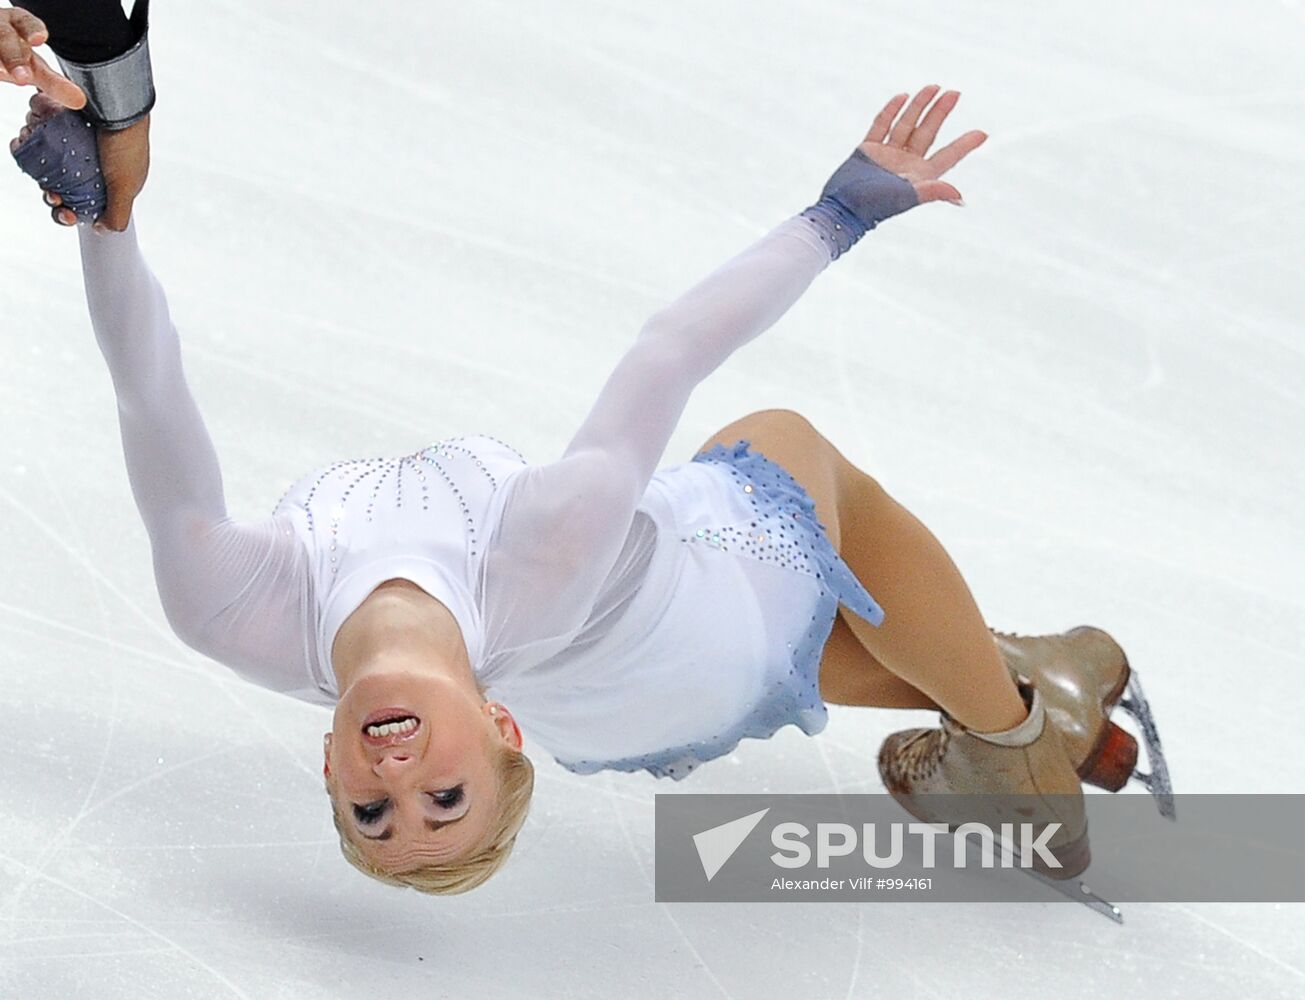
19, 0, 144, 63
19, 1, 154, 129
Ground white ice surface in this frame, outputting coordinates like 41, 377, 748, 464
1, 1, 1303, 997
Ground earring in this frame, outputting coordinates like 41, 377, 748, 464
489, 705, 499, 716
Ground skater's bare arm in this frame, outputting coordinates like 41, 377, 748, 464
484, 86, 987, 651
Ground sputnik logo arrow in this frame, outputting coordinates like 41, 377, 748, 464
692, 808, 770, 881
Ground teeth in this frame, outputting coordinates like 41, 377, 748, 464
365, 716, 418, 738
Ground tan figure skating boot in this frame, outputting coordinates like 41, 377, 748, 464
989, 626, 1135, 790
877, 680, 1090, 879
990, 626, 1174, 820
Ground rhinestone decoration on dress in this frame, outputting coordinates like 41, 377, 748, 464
557, 439, 886, 781
272, 435, 520, 574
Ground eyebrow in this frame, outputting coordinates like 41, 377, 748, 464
360, 814, 469, 841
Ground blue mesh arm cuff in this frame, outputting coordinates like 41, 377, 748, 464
10, 111, 108, 223
56, 32, 156, 131
799, 148, 919, 259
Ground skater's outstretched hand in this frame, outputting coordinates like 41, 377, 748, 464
11, 91, 149, 230
858, 84, 987, 205
0, 7, 85, 109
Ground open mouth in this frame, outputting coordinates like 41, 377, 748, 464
361, 709, 421, 744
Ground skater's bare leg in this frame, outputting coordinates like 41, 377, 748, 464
697, 409, 1026, 733
818, 614, 940, 709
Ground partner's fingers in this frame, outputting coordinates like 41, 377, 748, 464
906, 90, 960, 156
39, 188, 75, 225
863, 92, 909, 145
30, 52, 85, 108
887, 84, 940, 148
94, 116, 150, 232
99, 195, 131, 231
926, 129, 988, 175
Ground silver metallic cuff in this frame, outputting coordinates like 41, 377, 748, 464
56, 33, 156, 131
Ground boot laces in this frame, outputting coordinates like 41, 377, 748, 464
897, 725, 950, 784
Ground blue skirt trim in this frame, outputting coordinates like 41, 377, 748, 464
563, 439, 885, 781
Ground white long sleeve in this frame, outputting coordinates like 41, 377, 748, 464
79, 224, 315, 692
76, 212, 843, 702
478, 214, 835, 668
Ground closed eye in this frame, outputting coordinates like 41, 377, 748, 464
352, 799, 389, 825
429, 785, 464, 809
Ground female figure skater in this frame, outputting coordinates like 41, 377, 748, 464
11, 83, 1168, 902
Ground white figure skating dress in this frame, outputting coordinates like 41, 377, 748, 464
77, 160, 913, 777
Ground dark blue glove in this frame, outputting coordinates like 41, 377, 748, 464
11, 109, 107, 224
801, 148, 919, 259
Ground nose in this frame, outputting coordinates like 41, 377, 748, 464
372, 753, 414, 778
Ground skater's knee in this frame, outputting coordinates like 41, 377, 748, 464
745, 408, 817, 434
726, 408, 825, 446
699, 408, 821, 456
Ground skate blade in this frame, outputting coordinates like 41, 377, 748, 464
960, 832, 1124, 924
1117, 671, 1176, 821
1025, 869, 1124, 924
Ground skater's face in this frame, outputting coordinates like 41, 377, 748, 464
325, 668, 522, 870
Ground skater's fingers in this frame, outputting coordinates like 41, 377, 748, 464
863, 92, 909, 145
0, 19, 36, 85
925, 129, 988, 175
43, 189, 63, 208
7, 9, 49, 47
913, 179, 964, 206
29, 53, 85, 109
24, 99, 58, 129
29, 90, 66, 121
887, 84, 940, 148
51, 204, 76, 227
906, 89, 960, 156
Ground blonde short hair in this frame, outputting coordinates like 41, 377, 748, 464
329, 741, 534, 895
